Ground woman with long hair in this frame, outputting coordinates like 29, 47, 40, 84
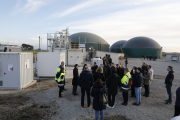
93, 67, 106, 83
91, 78, 107, 120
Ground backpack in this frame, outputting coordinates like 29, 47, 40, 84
126, 75, 133, 87
99, 87, 108, 105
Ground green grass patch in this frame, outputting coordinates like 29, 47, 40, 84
22, 50, 47, 54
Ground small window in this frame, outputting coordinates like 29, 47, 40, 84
0, 81, 3, 86
172, 56, 178, 61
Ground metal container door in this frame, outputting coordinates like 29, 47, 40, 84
2, 54, 19, 88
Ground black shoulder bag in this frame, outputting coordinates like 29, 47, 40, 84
99, 87, 108, 105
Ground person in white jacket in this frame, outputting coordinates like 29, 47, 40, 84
148, 65, 153, 93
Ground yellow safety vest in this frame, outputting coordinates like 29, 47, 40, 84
55, 68, 65, 82
55, 68, 60, 81
121, 72, 131, 85
59, 73, 65, 82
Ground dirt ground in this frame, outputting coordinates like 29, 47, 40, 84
0, 58, 180, 120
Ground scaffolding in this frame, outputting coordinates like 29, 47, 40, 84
47, 27, 71, 52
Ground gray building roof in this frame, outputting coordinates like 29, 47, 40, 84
110, 40, 127, 49
122, 36, 161, 49
70, 32, 109, 45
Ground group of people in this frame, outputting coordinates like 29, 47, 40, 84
142, 55, 157, 61
71, 60, 156, 120
55, 60, 180, 120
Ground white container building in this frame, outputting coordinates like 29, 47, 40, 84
68, 49, 83, 66
37, 52, 65, 77
0, 52, 33, 90
95, 51, 124, 65
91, 58, 103, 67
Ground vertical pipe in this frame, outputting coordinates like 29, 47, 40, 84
39, 36, 40, 52
79, 36, 80, 49
85, 37, 86, 51
47, 34, 48, 52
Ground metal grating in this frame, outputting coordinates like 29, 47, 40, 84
0, 81, 3, 86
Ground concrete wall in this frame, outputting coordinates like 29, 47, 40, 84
95, 51, 124, 64
166, 55, 180, 63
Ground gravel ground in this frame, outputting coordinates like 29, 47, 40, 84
1, 58, 180, 120
29, 58, 180, 120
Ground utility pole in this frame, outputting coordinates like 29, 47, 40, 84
39, 36, 40, 52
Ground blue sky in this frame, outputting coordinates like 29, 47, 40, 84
0, 0, 180, 52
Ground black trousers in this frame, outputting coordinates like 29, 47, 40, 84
59, 87, 63, 97
108, 94, 116, 107
73, 85, 78, 94
144, 85, 149, 97
174, 105, 180, 117
62, 78, 65, 90
81, 88, 91, 107
122, 92, 128, 104
131, 86, 135, 97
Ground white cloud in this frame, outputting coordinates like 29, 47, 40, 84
29, 37, 39, 40
60, 1, 180, 52
47, 0, 106, 19
22, 0, 46, 12
12, 0, 49, 13
0, 39, 22, 45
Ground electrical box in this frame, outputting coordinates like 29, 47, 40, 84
0, 52, 33, 90
68, 49, 83, 66
37, 52, 65, 77
91, 58, 103, 67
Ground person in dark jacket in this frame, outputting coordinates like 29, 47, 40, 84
79, 65, 94, 108
165, 66, 174, 104
59, 61, 67, 91
147, 55, 149, 60
119, 65, 125, 79
106, 69, 121, 108
121, 68, 131, 106
91, 62, 98, 75
116, 64, 121, 77
104, 62, 111, 78
103, 56, 106, 65
91, 78, 107, 120
106, 57, 109, 65
130, 66, 137, 98
72, 64, 79, 96
141, 62, 146, 76
101, 64, 108, 79
143, 68, 151, 97
55, 68, 65, 98
82, 64, 87, 71
174, 87, 180, 117
132, 67, 143, 106
93, 67, 106, 83
109, 57, 112, 65
111, 63, 116, 72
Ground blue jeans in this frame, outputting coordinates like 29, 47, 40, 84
135, 87, 141, 104
166, 84, 172, 103
149, 79, 152, 93
95, 110, 104, 120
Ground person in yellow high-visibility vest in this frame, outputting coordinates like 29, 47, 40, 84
55, 68, 65, 98
121, 68, 131, 106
